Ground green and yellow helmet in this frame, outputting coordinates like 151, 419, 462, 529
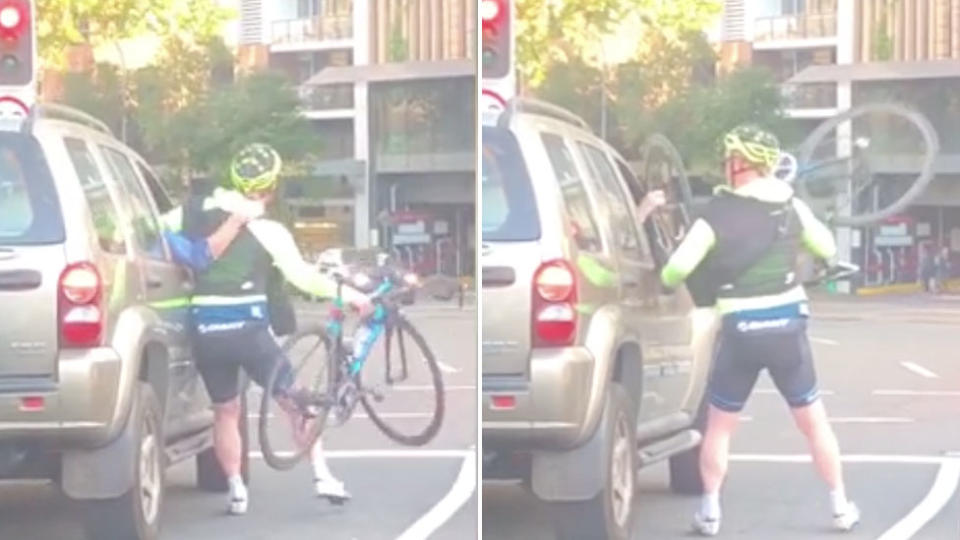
229, 143, 282, 194
722, 124, 781, 173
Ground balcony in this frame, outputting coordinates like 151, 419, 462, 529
754, 12, 837, 44
271, 16, 352, 47
782, 82, 837, 108
298, 84, 355, 116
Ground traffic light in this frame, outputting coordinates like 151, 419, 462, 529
481, 0, 510, 79
0, 0, 32, 86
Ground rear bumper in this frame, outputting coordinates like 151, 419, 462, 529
0, 347, 125, 448
482, 346, 597, 449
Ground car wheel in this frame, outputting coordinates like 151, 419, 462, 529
551, 383, 638, 540
197, 381, 251, 492
82, 383, 163, 540
669, 398, 707, 495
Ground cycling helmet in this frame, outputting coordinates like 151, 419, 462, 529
722, 124, 781, 173
230, 143, 282, 194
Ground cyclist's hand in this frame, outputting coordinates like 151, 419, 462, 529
349, 295, 374, 318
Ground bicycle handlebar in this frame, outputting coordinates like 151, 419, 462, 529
802, 261, 859, 286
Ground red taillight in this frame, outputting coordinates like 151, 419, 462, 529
59, 263, 103, 348
532, 260, 578, 347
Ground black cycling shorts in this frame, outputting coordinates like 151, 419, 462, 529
193, 321, 293, 404
708, 316, 819, 413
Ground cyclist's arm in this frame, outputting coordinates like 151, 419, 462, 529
791, 198, 837, 260
660, 219, 716, 288
159, 204, 247, 270
245, 219, 369, 304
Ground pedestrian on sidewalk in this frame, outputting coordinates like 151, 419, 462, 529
935, 246, 951, 294
920, 243, 936, 293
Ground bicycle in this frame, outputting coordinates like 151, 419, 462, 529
639, 102, 939, 233
257, 258, 446, 471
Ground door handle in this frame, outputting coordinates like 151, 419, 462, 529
622, 278, 640, 289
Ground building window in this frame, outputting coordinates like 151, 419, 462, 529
371, 77, 475, 157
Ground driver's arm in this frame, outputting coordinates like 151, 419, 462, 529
159, 205, 248, 271
660, 218, 716, 288
245, 219, 369, 305
791, 199, 837, 260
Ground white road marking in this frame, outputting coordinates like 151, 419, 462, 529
877, 460, 960, 540
737, 416, 912, 424
436, 360, 459, 374
754, 389, 836, 396
810, 337, 838, 346
250, 449, 471, 459
828, 417, 914, 424
874, 389, 960, 397
730, 454, 953, 465
397, 384, 475, 392
249, 412, 433, 420
396, 449, 477, 540
900, 361, 940, 379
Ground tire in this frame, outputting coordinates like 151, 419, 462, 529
196, 388, 250, 492
669, 399, 708, 495
360, 315, 444, 446
550, 383, 638, 540
259, 324, 335, 471
81, 383, 164, 540
796, 102, 939, 227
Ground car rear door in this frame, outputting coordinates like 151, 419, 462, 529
0, 132, 66, 380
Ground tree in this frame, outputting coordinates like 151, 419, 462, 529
36, 0, 233, 67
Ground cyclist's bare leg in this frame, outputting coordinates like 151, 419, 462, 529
214, 397, 248, 513
791, 398, 859, 529
213, 398, 244, 477
700, 405, 742, 495
791, 399, 843, 489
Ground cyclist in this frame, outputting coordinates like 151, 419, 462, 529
164, 143, 371, 515
659, 125, 860, 536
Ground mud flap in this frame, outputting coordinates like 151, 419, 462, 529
530, 392, 613, 502
61, 389, 139, 500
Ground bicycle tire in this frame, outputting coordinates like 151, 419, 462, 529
258, 324, 336, 471
360, 315, 445, 446
796, 102, 939, 227
640, 133, 694, 217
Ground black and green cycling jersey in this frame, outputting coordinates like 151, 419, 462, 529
159, 187, 360, 328
660, 177, 836, 316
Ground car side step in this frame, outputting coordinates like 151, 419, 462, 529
636, 429, 702, 468
164, 429, 213, 466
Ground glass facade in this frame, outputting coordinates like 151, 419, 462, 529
370, 77, 475, 159
854, 79, 960, 154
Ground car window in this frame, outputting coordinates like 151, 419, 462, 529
100, 146, 166, 260
577, 143, 647, 261
481, 127, 541, 241
0, 133, 64, 245
136, 162, 173, 214
540, 133, 603, 253
616, 158, 667, 266
64, 137, 125, 254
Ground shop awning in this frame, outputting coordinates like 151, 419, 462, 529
304, 59, 476, 86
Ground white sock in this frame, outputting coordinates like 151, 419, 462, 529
310, 441, 334, 481
700, 492, 721, 520
830, 488, 848, 514
228, 475, 247, 499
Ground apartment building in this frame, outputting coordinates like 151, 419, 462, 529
719, 0, 960, 292
237, 0, 476, 277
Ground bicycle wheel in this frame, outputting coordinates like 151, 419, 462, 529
639, 134, 694, 254
258, 324, 337, 471
359, 314, 444, 446
796, 102, 938, 227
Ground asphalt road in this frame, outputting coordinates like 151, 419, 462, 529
0, 301, 478, 540
483, 295, 960, 539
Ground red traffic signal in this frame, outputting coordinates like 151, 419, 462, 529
480, 0, 503, 27
0, 0, 27, 38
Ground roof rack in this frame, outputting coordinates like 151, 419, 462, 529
21, 103, 113, 137
498, 97, 591, 131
